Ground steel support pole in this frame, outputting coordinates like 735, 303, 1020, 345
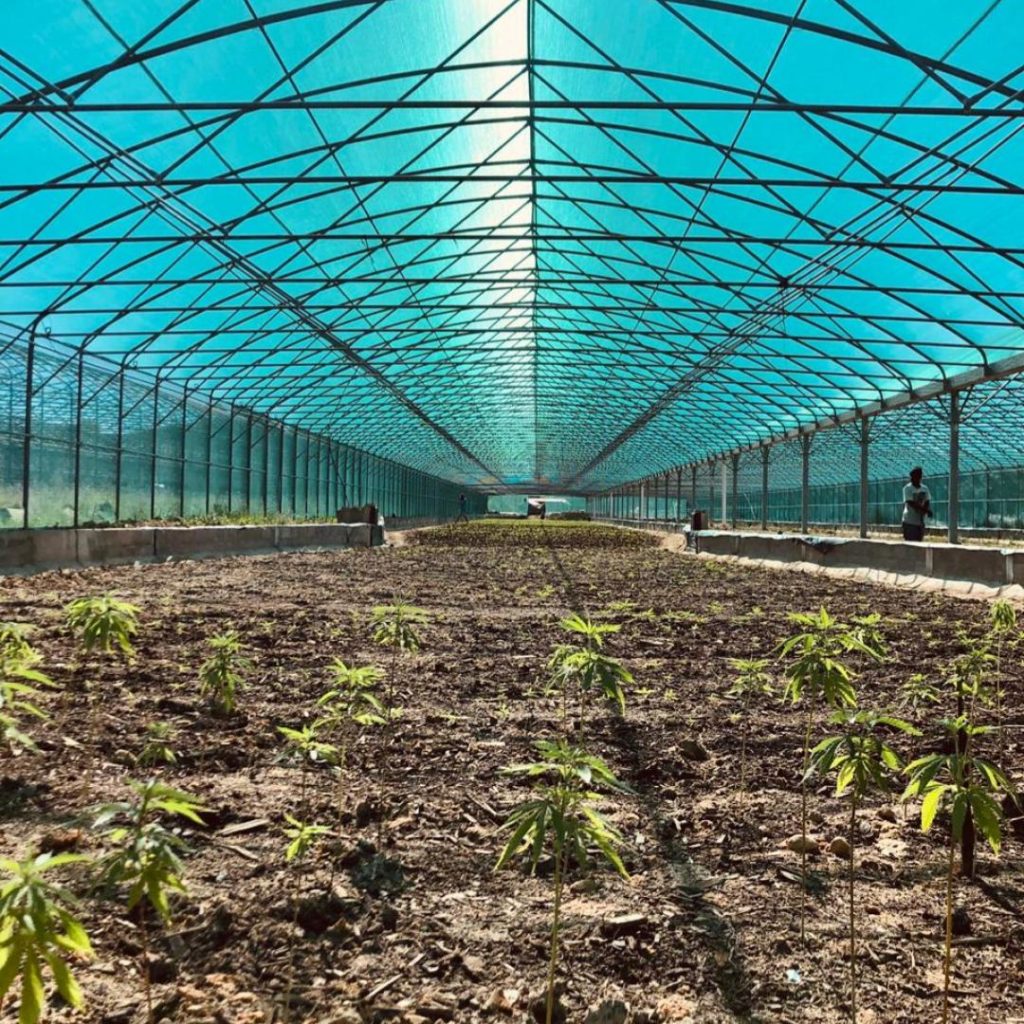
690, 464, 698, 520
731, 453, 739, 529
114, 369, 125, 523
760, 445, 769, 531
949, 391, 960, 544
675, 468, 682, 524
72, 350, 83, 527
859, 416, 870, 539
720, 460, 727, 525
21, 334, 35, 525
150, 377, 160, 520
179, 386, 188, 519
800, 434, 811, 533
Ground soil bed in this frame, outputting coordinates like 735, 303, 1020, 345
0, 522, 1021, 1023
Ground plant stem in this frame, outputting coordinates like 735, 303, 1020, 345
546, 840, 567, 1024
140, 910, 153, 1024
943, 832, 955, 1024
800, 712, 812, 944
849, 790, 857, 1024
739, 722, 747, 792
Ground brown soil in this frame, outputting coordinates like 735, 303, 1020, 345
0, 523, 1021, 1023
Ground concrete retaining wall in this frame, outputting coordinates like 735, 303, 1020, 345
0, 522, 384, 576
693, 530, 1021, 589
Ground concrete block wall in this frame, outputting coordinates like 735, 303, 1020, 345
694, 530, 1022, 590
0, 522, 384, 576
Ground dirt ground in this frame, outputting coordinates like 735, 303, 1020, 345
0, 522, 1021, 1023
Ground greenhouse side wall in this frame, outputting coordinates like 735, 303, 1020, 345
0, 336, 485, 530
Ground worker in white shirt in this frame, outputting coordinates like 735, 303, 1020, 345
901, 466, 933, 541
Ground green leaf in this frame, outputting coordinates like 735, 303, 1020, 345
19, 952, 44, 1024
920, 785, 946, 832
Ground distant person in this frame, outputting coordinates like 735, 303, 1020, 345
902, 466, 933, 541
455, 493, 469, 524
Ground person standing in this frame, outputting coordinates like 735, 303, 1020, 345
455, 493, 469, 524
902, 466, 932, 541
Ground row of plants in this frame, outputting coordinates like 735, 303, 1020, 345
0, 593, 429, 1023
729, 602, 1019, 1024
0, 585, 1019, 1023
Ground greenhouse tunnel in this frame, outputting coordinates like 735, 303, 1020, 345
6, 6, 1024, 1024
0, 0, 1023, 541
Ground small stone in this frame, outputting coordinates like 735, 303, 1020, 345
656, 993, 695, 1022
37, 828, 83, 853
486, 987, 520, 1014
529, 986, 566, 1024
784, 834, 819, 855
355, 800, 375, 827
952, 905, 972, 937
143, 950, 177, 983
679, 738, 710, 762
584, 998, 628, 1024
599, 913, 647, 938
570, 877, 601, 894
828, 836, 852, 859
460, 954, 486, 980
878, 806, 898, 824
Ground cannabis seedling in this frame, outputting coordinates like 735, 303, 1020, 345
65, 594, 139, 660
280, 814, 330, 1022
496, 740, 630, 1024
92, 780, 206, 1023
278, 724, 338, 813
317, 660, 386, 817
137, 722, 178, 768
0, 622, 35, 663
726, 657, 774, 790
0, 852, 93, 1024
946, 639, 996, 880
370, 602, 427, 835
987, 600, 1016, 758
778, 607, 882, 942
809, 709, 918, 1022
548, 615, 632, 736
198, 630, 251, 715
0, 652, 56, 754
903, 718, 1013, 1024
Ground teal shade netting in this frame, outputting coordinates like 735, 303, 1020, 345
1, 0, 1023, 507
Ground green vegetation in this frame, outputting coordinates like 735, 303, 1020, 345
92, 781, 206, 1023
778, 608, 883, 942
497, 740, 630, 1024
65, 594, 139, 660
726, 657, 774, 790
0, 852, 93, 1024
810, 709, 918, 1021
198, 630, 251, 715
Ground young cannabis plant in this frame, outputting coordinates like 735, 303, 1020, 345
0, 852, 93, 1024
903, 719, 1014, 1024
278, 724, 338, 812
809, 709, 918, 1022
370, 602, 427, 834
778, 607, 883, 942
900, 672, 942, 712
317, 660, 386, 815
281, 814, 330, 1023
548, 614, 632, 736
0, 622, 35, 663
946, 638, 996, 880
65, 594, 139, 660
92, 780, 206, 1023
558, 613, 620, 650
726, 657, 774, 790
0, 652, 56, 754
987, 600, 1016, 758
137, 721, 178, 768
198, 630, 251, 715
496, 739, 630, 1024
